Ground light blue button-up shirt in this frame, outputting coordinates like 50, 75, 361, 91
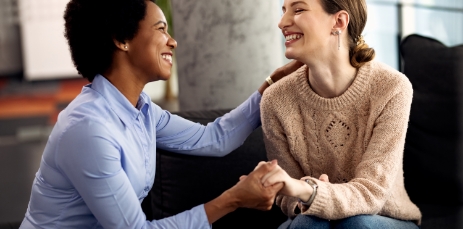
20, 74, 262, 229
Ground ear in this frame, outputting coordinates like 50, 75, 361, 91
332, 10, 349, 33
113, 38, 129, 51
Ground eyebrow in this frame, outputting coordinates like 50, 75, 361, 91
153, 20, 167, 27
282, 1, 307, 11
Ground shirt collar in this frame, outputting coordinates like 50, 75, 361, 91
90, 74, 151, 123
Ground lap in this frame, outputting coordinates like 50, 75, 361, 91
280, 214, 419, 229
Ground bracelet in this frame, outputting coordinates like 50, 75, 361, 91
265, 76, 274, 86
298, 179, 318, 207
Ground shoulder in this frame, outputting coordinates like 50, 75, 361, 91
261, 65, 307, 110
367, 61, 412, 98
56, 88, 119, 139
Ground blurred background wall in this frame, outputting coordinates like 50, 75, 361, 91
171, 0, 284, 111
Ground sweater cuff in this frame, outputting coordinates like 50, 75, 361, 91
304, 179, 329, 217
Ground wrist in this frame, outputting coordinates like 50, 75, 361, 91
220, 189, 240, 211
204, 190, 239, 224
298, 179, 317, 207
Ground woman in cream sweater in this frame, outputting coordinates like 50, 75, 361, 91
259, 0, 421, 228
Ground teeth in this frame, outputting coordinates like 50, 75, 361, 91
162, 54, 172, 63
285, 34, 302, 41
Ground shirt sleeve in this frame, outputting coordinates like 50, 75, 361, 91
57, 118, 211, 229
154, 91, 262, 157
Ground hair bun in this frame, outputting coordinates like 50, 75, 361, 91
350, 35, 375, 68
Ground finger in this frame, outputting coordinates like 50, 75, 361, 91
251, 160, 277, 178
283, 60, 304, 75
319, 174, 329, 182
253, 161, 268, 171
297, 202, 303, 211
270, 182, 284, 192
264, 171, 288, 188
260, 166, 280, 186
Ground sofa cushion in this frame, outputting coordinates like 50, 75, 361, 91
400, 34, 463, 206
141, 109, 287, 229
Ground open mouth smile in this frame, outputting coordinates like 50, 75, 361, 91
161, 54, 172, 65
284, 33, 303, 46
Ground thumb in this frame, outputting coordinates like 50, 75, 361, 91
319, 174, 329, 182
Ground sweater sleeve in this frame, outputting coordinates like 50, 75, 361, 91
304, 83, 413, 219
261, 92, 305, 218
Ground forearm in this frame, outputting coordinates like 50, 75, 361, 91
204, 190, 239, 224
155, 91, 261, 157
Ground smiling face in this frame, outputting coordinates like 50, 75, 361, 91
279, 0, 335, 61
126, 1, 177, 82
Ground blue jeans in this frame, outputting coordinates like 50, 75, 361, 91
278, 214, 419, 229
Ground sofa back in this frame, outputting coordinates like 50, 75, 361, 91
400, 34, 463, 206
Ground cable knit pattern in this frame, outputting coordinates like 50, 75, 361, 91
261, 61, 422, 225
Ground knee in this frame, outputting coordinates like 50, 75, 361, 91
289, 215, 330, 229
335, 215, 377, 229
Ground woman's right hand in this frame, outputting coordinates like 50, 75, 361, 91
258, 60, 304, 94
260, 163, 313, 201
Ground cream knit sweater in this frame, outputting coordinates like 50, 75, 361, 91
261, 61, 422, 224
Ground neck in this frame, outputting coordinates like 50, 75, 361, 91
103, 54, 147, 107
303, 51, 357, 98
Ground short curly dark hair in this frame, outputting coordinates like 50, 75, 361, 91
64, 0, 155, 82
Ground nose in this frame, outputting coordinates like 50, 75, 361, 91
167, 34, 177, 49
278, 12, 292, 31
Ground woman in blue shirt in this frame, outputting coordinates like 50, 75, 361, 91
19, 0, 303, 228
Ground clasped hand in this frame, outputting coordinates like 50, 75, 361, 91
244, 160, 330, 203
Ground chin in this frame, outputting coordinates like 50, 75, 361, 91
159, 73, 172, 81
285, 52, 297, 60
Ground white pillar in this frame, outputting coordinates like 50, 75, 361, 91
171, 0, 284, 111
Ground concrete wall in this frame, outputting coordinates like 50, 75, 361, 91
171, 0, 284, 111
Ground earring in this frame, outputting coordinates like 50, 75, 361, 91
331, 30, 341, 50
124, 45, 127, 49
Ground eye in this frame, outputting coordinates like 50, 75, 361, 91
158, 27, 166, 32
294, 8, 305, 14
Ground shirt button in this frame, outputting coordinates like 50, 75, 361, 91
144, 186, 149, 192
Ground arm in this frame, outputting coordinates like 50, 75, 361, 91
260, 95, 307, 217
154, 91, 261, 157
58, 120, 210, 229
155, 60, 303, 157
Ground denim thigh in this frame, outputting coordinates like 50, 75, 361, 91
279, 214, 418, 229
333, 215, 419, 229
